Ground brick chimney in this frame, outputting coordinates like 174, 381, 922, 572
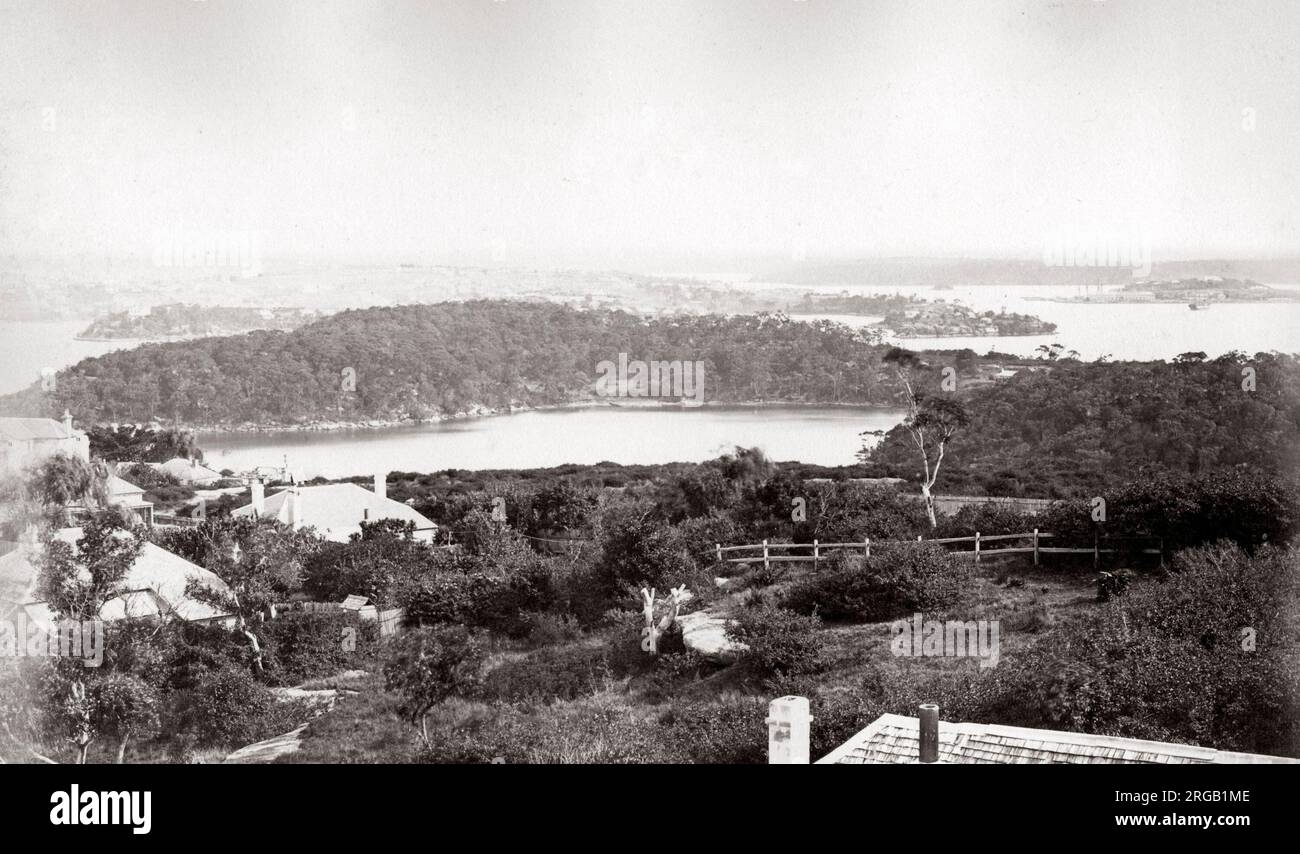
374, 472, 387, 501
767, 696, 812, 764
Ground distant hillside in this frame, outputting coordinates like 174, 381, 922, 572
78, 303, 318, 340
0, 300, 908, 426
862, 352, 1300, 497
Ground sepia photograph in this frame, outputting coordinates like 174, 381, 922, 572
0, 0, 1297, 837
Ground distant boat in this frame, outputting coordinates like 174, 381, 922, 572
1188, 303, 1210, 310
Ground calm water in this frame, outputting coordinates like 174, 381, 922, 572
766, 282, 1300, 361
197, 406, 906, 478
0, 320, 137, 395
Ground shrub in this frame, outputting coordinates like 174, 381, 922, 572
934, 502, 1035, 538
959, 543, 1300, 757
167, 666, 285, 747
597, 508, 696, 593
782, 542, 968, 622
384, 626, 487, 744
402, 564, 554, 638
260, 611, 379, 685
658, 696, 768, 763
726, 605, 825, 677
522, 611, 585, 647
482, 645, 610, 703
1095, 569, 1134, 602
605, 610, 688, 676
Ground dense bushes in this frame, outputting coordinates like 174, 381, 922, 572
782, 542, 969, 622
949, 542, 1300, 757
260, 612, 379, 685
402, 563, 556, 637
483, 644, 611, 703
726, 605, 825, 677
597, 508, 698, 592
167, 666, 289, 748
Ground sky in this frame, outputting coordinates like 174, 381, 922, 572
1, 0, 1297, 269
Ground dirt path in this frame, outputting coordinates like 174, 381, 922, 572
221, 687, 338, 764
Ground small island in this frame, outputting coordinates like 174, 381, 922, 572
875, 301, 1057, 338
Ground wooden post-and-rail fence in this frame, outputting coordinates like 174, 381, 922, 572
712, 530, 1164, 570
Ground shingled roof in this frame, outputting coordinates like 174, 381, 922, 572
818, 713, 1298, 765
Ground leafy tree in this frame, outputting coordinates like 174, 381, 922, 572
180, 517, 317, 673
35, 512, 143, 622
92, 673, 161, 763
27, 453, 110, 512
383, 626, 487, 745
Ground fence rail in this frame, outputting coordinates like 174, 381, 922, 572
712, 530, 1163, 571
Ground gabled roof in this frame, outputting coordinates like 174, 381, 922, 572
818, 713, 1298, 765
0, 528, 233, 624
0, 417, 75, 442
107, 474, 147, 499
232, 482, 435, 540
153, 458, 223, 482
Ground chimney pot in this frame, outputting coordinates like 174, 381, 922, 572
767, 695, 812, 764
919, 703, 940, 764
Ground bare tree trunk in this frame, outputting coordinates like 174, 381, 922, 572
921, 483, 937, 528
237, 615, 265, 673
77, 740, 91, 764
116, 737, 129, 764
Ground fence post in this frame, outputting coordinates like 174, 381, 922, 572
1093, 532, 1099, 569
975, 531, 981, 565
715, 542, 722, 565
864, 537, 871, 558
1158, 537, 1164, 568
763, 539, 769, 573
1032, 528, 1039, 566
813, 539, 819, 571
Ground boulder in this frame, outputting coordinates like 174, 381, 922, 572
676, 608, 746, 664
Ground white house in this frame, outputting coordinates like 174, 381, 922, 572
152, 457, 224, 487
231, 475, 437, 543
0, 526, 235, 627
0, 412, 89, 474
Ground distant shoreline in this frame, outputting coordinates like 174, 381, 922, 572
190, 399, 907, 436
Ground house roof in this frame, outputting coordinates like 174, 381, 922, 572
154, 458, 223, 482
819, 713, 1298, 765
0, 417, 76, 442
232, 482, 435, 540
107, 474, 146, 499
0, 528, 233, 624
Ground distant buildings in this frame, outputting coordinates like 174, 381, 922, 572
0, 412, 89, 474
152, 457, 224, 487
232, 476, 437, 543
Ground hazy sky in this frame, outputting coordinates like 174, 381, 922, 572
1, 0, 1297, 268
